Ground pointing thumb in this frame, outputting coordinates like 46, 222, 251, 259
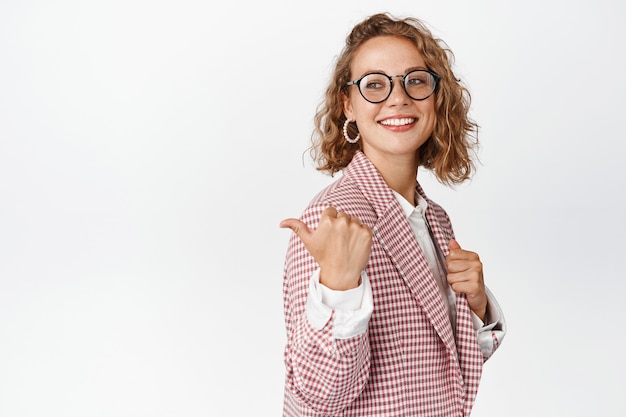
280, 218, 312, 243
448, 238, 461, 250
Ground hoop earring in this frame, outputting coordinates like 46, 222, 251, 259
343, 119, 360, 144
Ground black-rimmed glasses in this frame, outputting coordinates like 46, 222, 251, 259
346, 70, 440, 103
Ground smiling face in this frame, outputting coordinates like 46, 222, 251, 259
343, 35, 437, 169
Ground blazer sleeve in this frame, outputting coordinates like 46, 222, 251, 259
282, 206, 371, 415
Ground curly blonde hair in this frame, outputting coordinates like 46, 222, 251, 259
311, 13, 479, 185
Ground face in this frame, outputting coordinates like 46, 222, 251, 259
343, 35, 437, 167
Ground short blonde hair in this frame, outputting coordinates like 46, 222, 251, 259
311, 13, 479, 185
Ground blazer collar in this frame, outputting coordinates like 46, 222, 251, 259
342, 151, 397, 218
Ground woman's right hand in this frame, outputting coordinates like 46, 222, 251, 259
280, 206, 373, 291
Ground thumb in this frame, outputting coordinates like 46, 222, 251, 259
448, 238, 461, 250
280, 218, 312, 243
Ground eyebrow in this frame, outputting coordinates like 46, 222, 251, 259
357, 65, 429, 77
405, 65, 429, 72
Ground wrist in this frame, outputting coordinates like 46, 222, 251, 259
319, 269, 361, 291
475, 304, 487, 322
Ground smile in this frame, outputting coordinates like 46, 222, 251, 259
379, 118, 416, 126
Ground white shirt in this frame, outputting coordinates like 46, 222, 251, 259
397, 191, 458, 334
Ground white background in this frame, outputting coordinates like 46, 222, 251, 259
1, 0, 625, 416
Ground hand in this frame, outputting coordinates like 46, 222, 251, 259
280, 206, 373, 291
446, 239, 487, 321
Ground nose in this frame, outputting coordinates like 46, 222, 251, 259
387, 76, 411, 105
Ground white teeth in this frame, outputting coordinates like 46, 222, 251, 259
380, 118, 415, 126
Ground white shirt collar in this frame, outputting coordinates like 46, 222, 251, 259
392, 189, 429, 219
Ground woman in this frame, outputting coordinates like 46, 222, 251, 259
280, 13, 506, 417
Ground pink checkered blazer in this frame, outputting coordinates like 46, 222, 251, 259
282, 151, 499, 416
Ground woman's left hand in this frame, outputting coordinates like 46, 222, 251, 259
446, 239, 487, 321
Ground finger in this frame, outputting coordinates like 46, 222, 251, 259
447, 250, 480, 264
448, 280, 485, 301
279, 218, 312, 243
448, 239, 461, 251
447, 270, 473, 284
446, 256, 470, 271
449, 280, 471, 294
446, 238, 479, 262
448, 282, 483, 301
447, 257, 482, 274
322, 206, 338, 218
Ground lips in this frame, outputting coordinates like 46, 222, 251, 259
379, 117, 416, 126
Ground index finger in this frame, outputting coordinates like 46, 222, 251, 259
446, 248, 479, 261
321, 206, 338, 218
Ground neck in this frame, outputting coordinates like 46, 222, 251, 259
365, 152, 419, 206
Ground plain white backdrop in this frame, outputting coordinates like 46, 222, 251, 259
1, 0, 625, 415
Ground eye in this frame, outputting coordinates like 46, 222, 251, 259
361, 74, 388, 90
406, 74, 428, 86
364, 81, 385, 89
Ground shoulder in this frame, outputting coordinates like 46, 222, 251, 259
300, 173, 375, 227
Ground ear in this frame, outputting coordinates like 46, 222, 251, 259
341, 91, 354, 121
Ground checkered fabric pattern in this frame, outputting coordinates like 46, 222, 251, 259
282, 151, 495, 416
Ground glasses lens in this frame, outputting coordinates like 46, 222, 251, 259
404, 70, 436, 100
358, 73, 391, 103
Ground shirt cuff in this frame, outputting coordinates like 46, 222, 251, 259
306, 268, 373, 340
473, 286, 507, 359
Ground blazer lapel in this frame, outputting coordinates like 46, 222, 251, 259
421, 184, 483, 412
345, 152, 458, 358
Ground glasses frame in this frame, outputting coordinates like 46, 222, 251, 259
346, 69, 440, 104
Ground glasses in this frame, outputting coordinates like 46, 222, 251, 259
346, 69, 440, 103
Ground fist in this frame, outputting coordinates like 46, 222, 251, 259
446, 239, 488, 321
280, 206, 373, 290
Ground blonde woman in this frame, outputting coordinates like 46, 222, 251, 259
280, 13, 506, 416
